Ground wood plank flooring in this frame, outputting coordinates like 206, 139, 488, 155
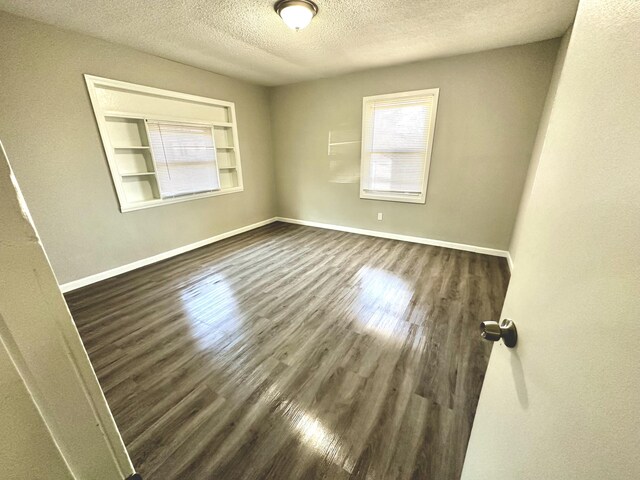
65, 222, 509, 480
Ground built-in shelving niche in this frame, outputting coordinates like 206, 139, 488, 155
85, 75, 244, 212
104, 117, 158, 205
103, 115, 243, 207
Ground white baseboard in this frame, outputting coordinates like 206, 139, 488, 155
276, 216, 511, 260
59, 218, 278, 293
60, 215, 513, 293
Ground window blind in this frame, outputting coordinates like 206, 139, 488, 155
147, 121, 220, 198
360, 91, 437, 202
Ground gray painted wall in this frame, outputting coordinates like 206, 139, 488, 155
1, 10, 562, 285
270, 40, 560, 251
0, 11, 277, 284
509, 29, 572, 267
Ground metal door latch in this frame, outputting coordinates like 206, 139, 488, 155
480, 319, 517, 348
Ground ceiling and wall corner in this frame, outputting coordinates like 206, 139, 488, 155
0, 0, 579, 86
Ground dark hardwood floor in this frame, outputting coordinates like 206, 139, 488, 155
65, 222, 509, 479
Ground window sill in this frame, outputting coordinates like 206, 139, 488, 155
360, 191, 426, 204
120, 186, 244, 213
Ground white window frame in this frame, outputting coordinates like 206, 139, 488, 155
84, 75, 244, 212
359, 88, 440, 204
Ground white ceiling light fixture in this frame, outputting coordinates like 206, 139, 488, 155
274, 0, 318, 31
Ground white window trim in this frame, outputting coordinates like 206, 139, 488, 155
359, 88, 440, 204
84, 75, 244, 213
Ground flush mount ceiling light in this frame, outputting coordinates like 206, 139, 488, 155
274, 0, 318, 31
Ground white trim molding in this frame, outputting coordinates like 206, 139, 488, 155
506, 252, 514, 273
60, 216, 513, 293
1, 141, 134, 478
276, 217, 511, 259
59, 218, 277, 292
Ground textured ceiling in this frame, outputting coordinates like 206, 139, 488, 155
0, 0, 579, 86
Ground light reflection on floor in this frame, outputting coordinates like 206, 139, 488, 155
179, 273, 241, 349
279, 397, 346, 468
352, 266, 414, 343
180, 264, 424, 470
250, 267, 419, 468
254, 267, 419, 466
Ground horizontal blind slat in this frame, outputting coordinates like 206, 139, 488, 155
148, 121, 220, 198
362, 98, 432, 194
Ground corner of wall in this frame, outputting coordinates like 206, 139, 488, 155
266, 85, 283, 217
506, 27, 574, 268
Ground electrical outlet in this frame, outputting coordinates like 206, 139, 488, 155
377, 212, 383, 221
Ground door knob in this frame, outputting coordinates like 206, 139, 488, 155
480, 319, 517, 348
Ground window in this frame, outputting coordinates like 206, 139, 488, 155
147, 121, 220, 198
360, 88, 439, 204
85, 75, 243, 212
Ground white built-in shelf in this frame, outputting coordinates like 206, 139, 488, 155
104, 111, 233, 129
86, 75, 244, 213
